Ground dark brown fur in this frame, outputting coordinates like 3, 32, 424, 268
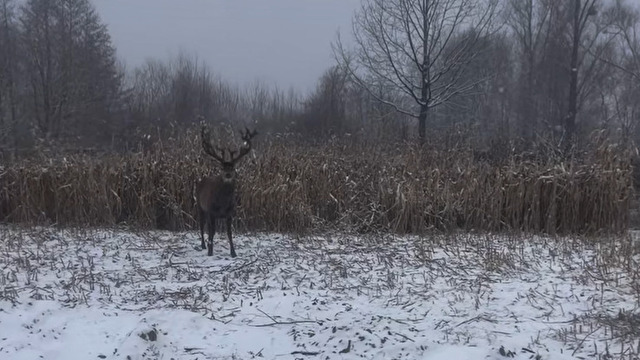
197, 126, 257, 257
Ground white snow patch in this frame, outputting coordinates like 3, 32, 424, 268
0, 226, 638, 359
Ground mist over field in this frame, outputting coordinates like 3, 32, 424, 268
1, 0, 640, 359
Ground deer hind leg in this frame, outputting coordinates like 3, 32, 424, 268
199, 208, 206, 250
226, 217, 237, 258
207, 214, 216, 256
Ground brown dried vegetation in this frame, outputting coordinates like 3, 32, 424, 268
0, 128, 633, 236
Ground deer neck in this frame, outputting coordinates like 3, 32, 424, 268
217, 179, 236, 196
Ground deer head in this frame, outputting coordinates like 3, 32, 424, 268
201, 125, 258, 183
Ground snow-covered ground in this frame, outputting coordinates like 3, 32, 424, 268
0, 226, 638, 360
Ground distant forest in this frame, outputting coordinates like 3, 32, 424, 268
1, 0, 639, 157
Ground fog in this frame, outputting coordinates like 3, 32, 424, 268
91, 0, 359, 92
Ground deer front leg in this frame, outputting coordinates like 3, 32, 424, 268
207, 214, 216, 256
226, 217, 237, 258
199, 209, 206, 250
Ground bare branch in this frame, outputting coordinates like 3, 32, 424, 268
334, 0, 499, 140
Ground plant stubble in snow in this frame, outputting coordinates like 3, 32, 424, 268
0, 226, 639, 359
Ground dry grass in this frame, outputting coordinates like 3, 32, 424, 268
0, 128, 634, 236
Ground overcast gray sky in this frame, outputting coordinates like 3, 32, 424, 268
91, 0, 359, 92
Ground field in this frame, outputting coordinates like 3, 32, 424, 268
0, 132, 637, 359
1, 226, 639, 359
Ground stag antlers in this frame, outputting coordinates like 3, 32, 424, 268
201, 126, 258, 165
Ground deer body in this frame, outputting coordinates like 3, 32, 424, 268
197, 126, 257, 257
197, 177, 235, 218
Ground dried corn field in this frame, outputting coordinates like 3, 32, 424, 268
0, 129, 634, 236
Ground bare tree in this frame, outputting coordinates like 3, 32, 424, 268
125, 54, 223, 144
19, 0, 121, 145
0, 0, 20, 155
506, 0, 554, 144
561, 0, 618, 150
506, 0, 616, 151
127, 58, 173, 123
565, 0, 594, 149
598, 0, 640, 143
334, 0, 499, 142
123, 52, 305, 148
433, 32, 514, 143
298, 66, 350, 139
604, 1, 640, 78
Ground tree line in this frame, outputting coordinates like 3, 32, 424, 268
1, 0, 639, 158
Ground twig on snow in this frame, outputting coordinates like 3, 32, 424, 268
571, 325, 603, 356
392, 331, 415, 342
291, 350, 321, 356
251, 308, 319, 327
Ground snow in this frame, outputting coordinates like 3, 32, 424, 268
0, 226, 638, 359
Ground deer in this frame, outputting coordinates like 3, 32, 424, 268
196, 125, 258, 257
